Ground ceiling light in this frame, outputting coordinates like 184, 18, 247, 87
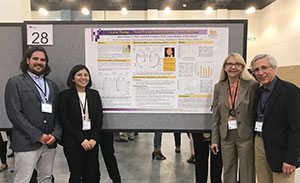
81, 7, 90, 15
164, 7, 171, 15
183, 4, 187, 8
121, 7, 128, 15
246, 6, 256, 14
39, 8, 48, 16
205, 7, 213, 15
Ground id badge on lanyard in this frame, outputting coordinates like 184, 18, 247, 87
83, 119, 91, 130
255, 121, 263, 132
228, 120, 238, 130
41, 102, 52, 113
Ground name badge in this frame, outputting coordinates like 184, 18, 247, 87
41, 102, 52, 113
228, 120, 237, 130
255, 121, 263, 132
0, 131, 8, 141
82, 119, 91, 131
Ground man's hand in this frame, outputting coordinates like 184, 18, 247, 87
282, 162, 296, 174
45, 134, 56, 145
39, 134, 50, 144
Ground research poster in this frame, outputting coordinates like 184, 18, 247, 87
85, 27, 228, 113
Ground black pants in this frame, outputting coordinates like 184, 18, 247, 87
99, 131, 121, 183
173, 132, 181, 147
0, 134, 7, 164
192, 133, 223, 183
63, 144, 100, 183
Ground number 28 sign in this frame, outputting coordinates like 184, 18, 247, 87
27, 24, 53, 45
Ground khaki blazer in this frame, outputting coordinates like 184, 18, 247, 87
211, 79, 258, 144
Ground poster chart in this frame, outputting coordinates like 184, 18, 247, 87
85, 27, 228, 113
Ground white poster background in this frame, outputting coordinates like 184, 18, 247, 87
85, 27, 228, 113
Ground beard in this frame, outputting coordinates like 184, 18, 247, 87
29, 64, 46, 76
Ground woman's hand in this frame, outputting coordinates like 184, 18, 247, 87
88, 139, 97, 149
210, 143, 219, 155
81, 139, 91, 151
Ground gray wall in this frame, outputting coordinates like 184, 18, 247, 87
0, 24, 24, 129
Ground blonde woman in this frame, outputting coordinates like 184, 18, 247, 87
211, 53, 258, 183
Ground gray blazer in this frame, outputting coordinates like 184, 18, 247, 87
4, 73, 62, 152
211, 79, 258, 144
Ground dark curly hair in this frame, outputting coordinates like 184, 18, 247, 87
20, 46, 51, 76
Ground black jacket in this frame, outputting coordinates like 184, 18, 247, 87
255, 77, 300, 172
58, 88, 103, 147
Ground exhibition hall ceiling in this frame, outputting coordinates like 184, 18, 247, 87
31, 0, 276, 11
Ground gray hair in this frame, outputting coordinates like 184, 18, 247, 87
250, 54, 278, 69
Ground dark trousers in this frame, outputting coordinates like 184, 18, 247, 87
99, 131, 121, 183
173, 132, 181, 147
63, 144, 100, 183
0, 135, 7, 164
192, 133, 223, 183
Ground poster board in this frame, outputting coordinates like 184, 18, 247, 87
20, 20, 247, 131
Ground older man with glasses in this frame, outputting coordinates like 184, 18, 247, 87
251, 54, 300, 183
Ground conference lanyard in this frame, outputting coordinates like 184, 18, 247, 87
228, 78, 239, 117
28, 73, 48, 102
79, 95, 87, 120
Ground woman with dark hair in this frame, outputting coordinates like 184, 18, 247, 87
58, 64, 103, 183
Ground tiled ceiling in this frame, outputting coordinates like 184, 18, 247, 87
31, 0, 276, 11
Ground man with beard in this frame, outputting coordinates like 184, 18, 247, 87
5, 46, 61, 183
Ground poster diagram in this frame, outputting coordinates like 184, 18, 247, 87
196, 62, 213, 78
103, 76, 127, 96
134, 48, 162, 72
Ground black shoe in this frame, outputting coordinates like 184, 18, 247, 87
115, 137, 128, 142
152, 150, 166, 160
7, 152, 14, 158
175, 146, 181, 153
0, 165, 8, 172
187, 155, 195, 164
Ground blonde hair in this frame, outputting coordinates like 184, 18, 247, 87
219, 53, 255, 82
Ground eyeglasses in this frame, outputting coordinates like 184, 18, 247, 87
252, 65, 273, 74
225, 63, 243, 68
